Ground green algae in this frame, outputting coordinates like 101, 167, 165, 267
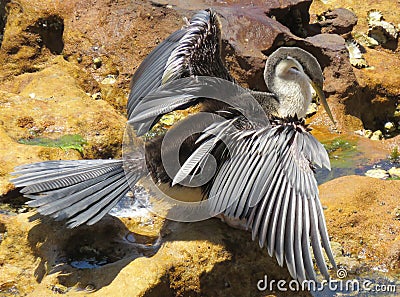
18, 134, 87, 153
323, 137, 361, 169
389, 146, 400, 163
316, 137, 366, 184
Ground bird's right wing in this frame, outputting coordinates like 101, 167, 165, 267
174, 118, 335, 282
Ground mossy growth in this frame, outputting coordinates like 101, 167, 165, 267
18, 134, 87, 153
323, 138, 354, 154
322, 137, 359, 169
389, 146, 400, 164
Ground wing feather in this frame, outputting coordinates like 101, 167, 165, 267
294, 194, 306, 282
309, 196, 330, 279
316, 198, 337, 269
284, 188, 297, 279
302, 197, 317, 281
250, 154, 280, 241
275, 183, 291, 266
261, 173, 284, 250
127, 30, 186, 118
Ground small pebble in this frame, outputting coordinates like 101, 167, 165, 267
93, 57, 102, 69
364, 129, 373, 138
384, 122, 395, 133
91, 92, 102, 100
354, 129, 364, 136
51, 284, 68, 294
365, 168, 389, 179
388, 167, 400, 178
101, 75, 117, 85
85, 284, 96, 292
393, 207, 400, 220
370, 130, 382, 141
126, 233, 136, 243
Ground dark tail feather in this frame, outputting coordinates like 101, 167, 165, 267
11, 159, 144, 228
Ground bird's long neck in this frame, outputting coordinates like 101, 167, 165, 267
264, 56, 315, 120
272, 73, 313, 119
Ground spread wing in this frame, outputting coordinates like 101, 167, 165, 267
11, 159, 144, 227
127, 9, 233, 120
126, 7, 335, 282
175, 118, 336, 281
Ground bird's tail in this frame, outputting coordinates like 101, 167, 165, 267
11, 159, 144, 228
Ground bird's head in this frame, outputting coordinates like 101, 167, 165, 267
264, 47, 335, 123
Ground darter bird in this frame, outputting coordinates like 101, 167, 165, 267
11, 9, 336, 282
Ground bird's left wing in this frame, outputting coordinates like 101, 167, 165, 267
127, 29, 186, 119
128, 9, 233, 121
175, 118, 335, 282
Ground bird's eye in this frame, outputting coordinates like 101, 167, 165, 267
290, 66, 300, 72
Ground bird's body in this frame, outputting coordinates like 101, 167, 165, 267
11, 9, 336, 282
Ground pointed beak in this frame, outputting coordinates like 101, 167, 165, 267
311, 81, 335, 124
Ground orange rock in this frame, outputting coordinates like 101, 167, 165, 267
320, 175, 400, 274
0, 211, 310, 297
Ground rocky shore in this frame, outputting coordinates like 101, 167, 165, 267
0, 0, 399, 296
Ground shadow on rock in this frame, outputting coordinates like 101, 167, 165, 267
144, 219, 311, 297
27, 214, 161, 291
